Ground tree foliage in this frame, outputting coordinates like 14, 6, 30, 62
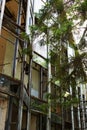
30, 0, 87, 108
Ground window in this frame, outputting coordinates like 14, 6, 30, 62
31, 63, 40, 98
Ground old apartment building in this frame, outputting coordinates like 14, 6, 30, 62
0, 0, 87, 130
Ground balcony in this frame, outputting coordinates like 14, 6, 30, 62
0, 73, 21, 98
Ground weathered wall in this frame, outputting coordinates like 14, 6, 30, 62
0, 29, 15, 76
0, 30, 6, 73
30, 115, 37, 130
0, 98, 8, 130
3, 30, 14, 76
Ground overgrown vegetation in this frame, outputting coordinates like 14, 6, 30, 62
23, 0, 87, 128
29, 0, 87, 107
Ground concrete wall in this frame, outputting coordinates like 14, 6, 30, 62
0, 30, 6, 73
0, 29, 15, 76
0, 99, 8, 130
30, 115, 37, 130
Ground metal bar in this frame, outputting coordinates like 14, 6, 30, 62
2, 26, 24, 42
82, 94, 86, 129
15, 1, 24, 130
46, 30, 51, 130
0, 0, 6, 33
25, 0, 31, 35
68, 43, 75, 130
26, 0, 34, 129
46, 0, 51, 127
79, 85, 86, 130
40, 67, 43, 98
79, 89, 83, 129
12, 0, 22, 77
31, 109, 47, 115
27, 33, 33, 130
70, 86, 75, 130
3, 14, 25, 31
34, 51, 47, 60
77, 87, 81, 130
27, 57, 32, 130
5, 97, 13, 130
17, 60, 24, 130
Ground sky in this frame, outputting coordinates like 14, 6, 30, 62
34, 0, 46, 13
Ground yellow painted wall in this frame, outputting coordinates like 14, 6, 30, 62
0, 29, 15, 76
3, 41, 14, 76
0, 38, 6, 73
0, 29, 8, 73
15, 45, 22, 80
0, 29, 24, 80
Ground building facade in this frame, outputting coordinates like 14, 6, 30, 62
0, 0, 87, 130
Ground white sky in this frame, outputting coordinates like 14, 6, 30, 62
34, 0, 46, 13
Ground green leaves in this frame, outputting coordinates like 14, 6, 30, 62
78, 0, 87, 20
26, 0, 87, 109
49, 0, 64, 13
21, 32, 30, 42
22, 44, 32, 57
